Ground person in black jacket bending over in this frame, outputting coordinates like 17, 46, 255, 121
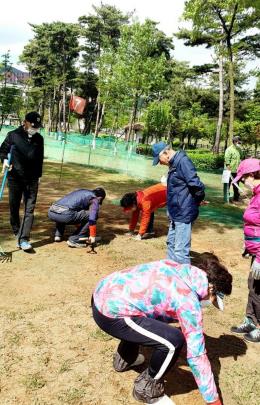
0, 111, 44, 251
152, 142, 205, 264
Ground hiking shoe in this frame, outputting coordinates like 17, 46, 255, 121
145, 395, 176, 405
142, 232, 155, 239
113, 352, 145, 372
230, 317, 256, 334
133, 368, 165, 403
244, 328, 260, 343
67, 240, 86, 248
54, 235, 62, 242
19, 241, 32, 251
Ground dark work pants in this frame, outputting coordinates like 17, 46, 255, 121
229, 172, 240, 201
246, 272, 260, 325
147, 212, 155, 233
48, 208, 90, 243
8, 177, 39, 242
92, 302, 184, 380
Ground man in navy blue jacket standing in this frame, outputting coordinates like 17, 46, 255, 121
152, 142, 205, 264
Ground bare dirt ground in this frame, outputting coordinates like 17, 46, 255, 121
0, 162, 259, 405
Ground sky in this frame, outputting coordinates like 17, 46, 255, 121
0, 0, 258, 88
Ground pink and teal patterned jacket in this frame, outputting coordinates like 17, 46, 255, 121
244, 184, 260, 263
93, 259, 219, 403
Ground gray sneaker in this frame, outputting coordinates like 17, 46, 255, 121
133, 368, 165, 403
231, 317, 256, 334
113, 352, 145, 372
244, 328, 260, 343
67, 240, 86, 248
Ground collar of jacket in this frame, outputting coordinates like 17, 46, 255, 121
136, 190, 144, 207
169, 150, 186, 168
17, 125, 31, 139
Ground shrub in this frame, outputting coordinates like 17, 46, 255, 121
187, 152, 224, 170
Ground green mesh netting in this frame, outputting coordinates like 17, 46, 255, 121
0, 126, 244, 228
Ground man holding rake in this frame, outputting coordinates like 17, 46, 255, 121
0, 112, 44, 251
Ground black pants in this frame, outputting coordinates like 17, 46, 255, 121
92, 302, 184, 380
48, 206, 90, 243
229, 172, 240, 201
246, 272, 260, 325
147, 212, 154, 233
8, 177, 39, 242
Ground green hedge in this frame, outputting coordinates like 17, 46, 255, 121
135, 144, 224, 170
188, 152, 224, 170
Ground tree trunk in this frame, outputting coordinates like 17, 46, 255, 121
92, 99, 103, 149
63, 81, 66, 134
57, 87, 62, 133
97, 102, 105, 133
213, 3, 238, 147
213, 43, 224, 153
227, 52, 235, 146
40, 90, 46, 123
50, 87, 56, 132
94, 100, 101, 137
126, 94, 138, 144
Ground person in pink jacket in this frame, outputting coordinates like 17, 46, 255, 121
230, 158, 260, 343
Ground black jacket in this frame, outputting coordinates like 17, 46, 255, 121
167, 150, 205, 223
0, 126, 44, 181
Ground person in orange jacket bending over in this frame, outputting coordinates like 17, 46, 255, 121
120, 183, 167, 240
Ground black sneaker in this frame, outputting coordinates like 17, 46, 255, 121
244, 328, 260, 343
230, 317, 256, 334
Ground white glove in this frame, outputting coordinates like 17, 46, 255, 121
161, 175, 167, 186
125, 231, 134, 236
88, 236, 96, 244
133, 234, 142, 241
2, 159, 12, 173
251, 260, 260, 280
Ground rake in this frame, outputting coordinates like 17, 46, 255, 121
0, 146, 14, 260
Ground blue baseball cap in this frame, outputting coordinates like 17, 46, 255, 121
152, 142, 168, 166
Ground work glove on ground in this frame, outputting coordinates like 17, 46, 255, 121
251, 260, 260, 280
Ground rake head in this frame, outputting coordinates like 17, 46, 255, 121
0, 246, 12, 262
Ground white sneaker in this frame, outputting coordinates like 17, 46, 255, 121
54, 236, 62, 242
130, 353, 145, 367
146, 395, 176, 405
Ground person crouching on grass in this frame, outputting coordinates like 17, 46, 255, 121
120, 183, 167, 240
92, 254, 232, 405
48, 187, 106, 247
